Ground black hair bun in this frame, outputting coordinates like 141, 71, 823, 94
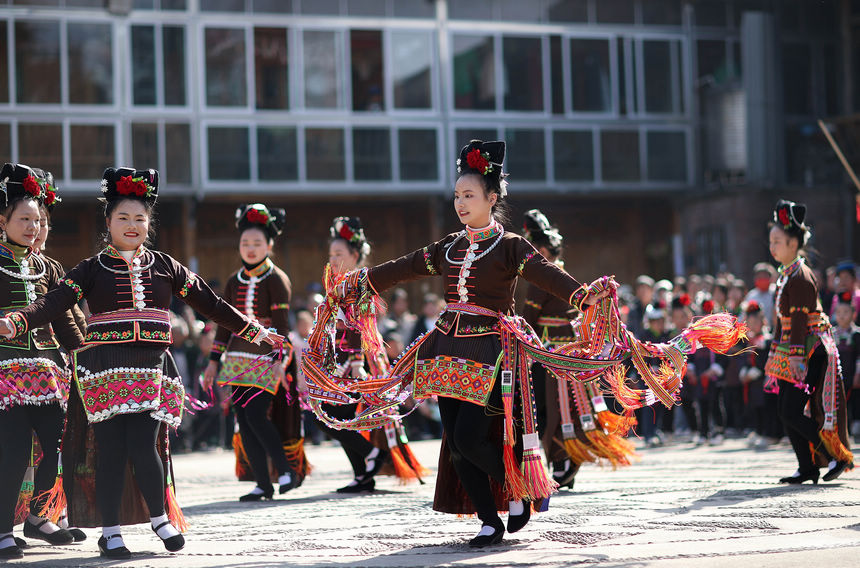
330, 216, 370, 258
101, 167, 158, 205
235, 203, 286, 239
523, 208, 562, 251
1, 163, 45, 208
456, 140, 508, 196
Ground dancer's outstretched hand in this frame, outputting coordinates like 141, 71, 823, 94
264, 331, 286, 346
582, 276, 618, 306
202, 361, 218, 390
0, 317, 13, 338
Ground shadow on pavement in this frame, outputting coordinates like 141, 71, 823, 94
181, 489, 408, 515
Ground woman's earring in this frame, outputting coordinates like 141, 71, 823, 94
1, 229, 6, 242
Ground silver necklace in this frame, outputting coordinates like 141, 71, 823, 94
444, 226, 505, 266
0, 256, 44, 303
97, 250, 155, 274
236, 264, 273, 284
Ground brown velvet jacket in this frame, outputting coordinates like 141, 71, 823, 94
522, 261, 578, 344
9, 245, 260, 347
368, 230, 585, 337
773, 260, 821, 355
0, 243, 83, 352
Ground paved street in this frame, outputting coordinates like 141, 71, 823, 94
7, 437, 860, 567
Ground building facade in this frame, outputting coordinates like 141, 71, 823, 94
0, 0, 855, 305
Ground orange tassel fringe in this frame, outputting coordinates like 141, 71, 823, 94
165, 484, 188, 533
390, 445, 430, 484
232, 431, 252, 480
521, 449, 557, 500
14, 485, 33, 525
596, 410, 637, 436
820, 429, 855, 464
584, 429, 637, 469
283, 438, 312, 478
36, 476, 66, 523
503, 444, 528, 501
685, 314, 748, 354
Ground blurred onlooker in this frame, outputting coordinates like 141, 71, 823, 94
627, 275, 655, 338
822, 265, 837, 312
687, 274, 703, 300
738, 301, 781, 447
829, 261, 860, 324
190, 323, 233, 450
289, 310, 323, 445
380, 288, 416, 340
727, 279, 746, 316
711, 279, 729, 313
637, 302, 672, 446
744, 262, 777, 326
169, 314, 201, 452
409, 293, 445, 344
833, 292, 860, 438
656, 279, 675, 306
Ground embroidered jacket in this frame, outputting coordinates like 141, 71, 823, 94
522, 261, 578, 344
773, 258, 824, 357
0, 242, 83, 352
7, 245, 264, 346
367, 223, 585, 337
40, 253, 87, 335
210, 258, 292, 361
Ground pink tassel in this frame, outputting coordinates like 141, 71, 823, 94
503, 445, 528, 501
682, 313, 748, 354
165, 485, 188, 533
521, 448, 557, 501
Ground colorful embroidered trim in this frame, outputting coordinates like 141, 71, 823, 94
216, 352, 281, 395
517, 250, 538, 276
788, 345, 805, 357
414, 355, 497, 405
570, 286, 587, 309
75, 365, 162, 424
178, 274, 197, 298
524, 299, 542, 310
151, 374, 185, 427
270, 303, 290, 311
422, 246, 438, 275
61, 278, 83, 301
7, 311, 28, 336
238, 323, 265, 344
87, 308, 171, 326
0, 358, 68, 410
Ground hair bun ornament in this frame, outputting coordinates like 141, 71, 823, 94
672, 294, 692, 310
456, 139, 507, 196
745, 300, 761, 315
702, 299, 715, 314
838, 291, 855, 305
235, 203, 286, 239
330, 216, 370, 257
773, 199, 809, 232
523, 208, 563, 249
0, 162, 46, 208
32, 168, 61, 211
101, 167, 158, 205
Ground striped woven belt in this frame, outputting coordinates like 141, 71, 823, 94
444, 302, 500, 318
537, 316, 569, 327
778, 312, 827, 332
87, 308, 171, 325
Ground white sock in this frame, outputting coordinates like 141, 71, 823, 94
365, 447, 380, 473
790, 469, 801, 478
57, 514, 69, 529
150, 514, 180, 540
828, 460, 837, 470
28, 513, 61, 534
102, 525, 125, 550
476, 525, 497, 537
0, 533, 14, 547
508, 500, 524, 516
248, 486, 266, 496
344, 478, 360, 487
278, 473, 292, 486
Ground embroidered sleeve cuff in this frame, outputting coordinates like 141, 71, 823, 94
238, 322, 267, 344
179, 274, 197, 298
209, 341, 227, 361
61, 278, 83, 302
569, 286, 588, 310
270, 302, 290, 311
7, 311, 28, 337
788, 345, 805, 357
524, 299, 542, 310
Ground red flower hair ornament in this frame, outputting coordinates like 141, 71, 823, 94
116, 175, 153, 198
702, 300, 715, 314
777, 207, 791, 228
245, 208, 270, 225
22, 174, 41, 198
465, 149, 493, 176
679, 294, 691, 307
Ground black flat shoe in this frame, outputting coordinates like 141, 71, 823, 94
553, 461, 579, 490
239, 487, 275, 502
152, 521, 185, 552
0, 536, 23, 559
14, 536, 27, 548
69, 528, 87, 542
23, 519, 74, 545
779, 469, 819, 485
823, 460, 852, 482
507, 502, 531, 534
279, 472, 300, 494
364, 449, 390, 480
336, 478, 376, 493
468, 521, 505, 548
98, 535, 131, 559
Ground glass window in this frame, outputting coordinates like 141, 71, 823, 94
824, 44, 840, 116
697, 39, 729, 82
201, 0, 244, 10
399, 129, 438, 181
642, 0, 683, 25
455, 128, 497, 152
162, 26, 186, 106
505, 129, 545, 180
70, 125, 114, 180
66, 0, 104, 6
550, 36, 564, 115
502, 36, 543, 111
693, 0, 727, 26
68, 23, 113, 105
453, 35, 495, 110
784, 123, 842, 186
347, 0, 386, 16
782, 43, 811, 115
303, 30, 340, 109
15, 21, 61, 104
257, 126, 298, 181
647, 131, 687, 181
353, 128, 391, 181
617, 38, 629, 115
19, 123, 62, 178
601, 130, 640, 181
0, 23, 6, 104
596, 0, 634, 23
733, 0, 766, 28
163, 0, 189, 8
643, 40, 674, 113
500, 0, 542, 22
131, 26, 156, 106
449, 0, 494, 20
302, 0, 340, 15
131, 123, 159, 170
253, 0, 293, 12
570, 39, 611, 112
205, 28, 247, 107
393, 0, 435, 18
305, 128, 345, 181
165, 123, 191, 184
391, 31, 432, 109
13, 0, 60, 5
351, 30, 385, 111
546, 0, 587, 22
255, 27, 288, 110
0, 124, 9, 161
208, 126, 249, 180
553, 130, 593, 181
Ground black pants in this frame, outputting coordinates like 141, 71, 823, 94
437, 397, 505, 526
92, 412, 164, 526
778, 347, 829, 471
233, 387, 291, 491
0, 403, 64, 533
317, 402, 375, 478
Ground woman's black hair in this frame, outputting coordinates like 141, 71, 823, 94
330, 216, 370, 263
770, 199, 811, 249
523, 209, 563, 257
0, 162, 43, 221
456, 140, 510, 225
